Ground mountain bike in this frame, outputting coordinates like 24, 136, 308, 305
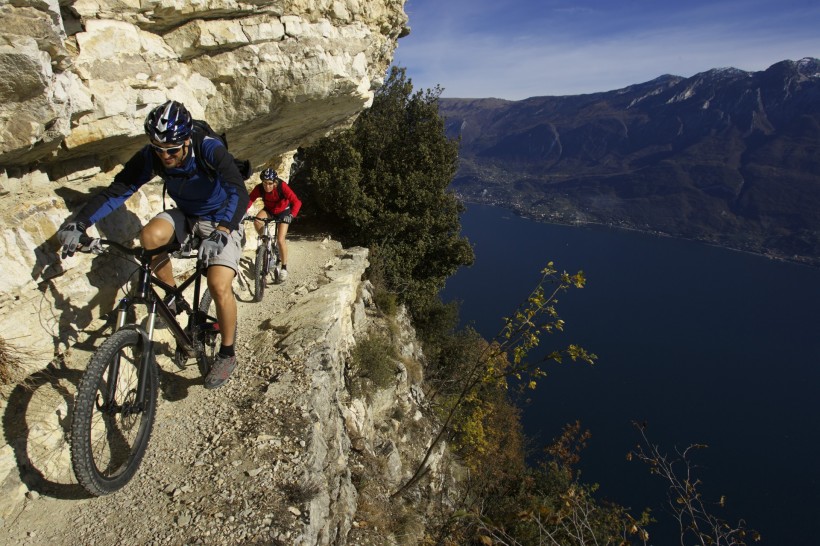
68, 236, 225, 496
244, 216, 282, 302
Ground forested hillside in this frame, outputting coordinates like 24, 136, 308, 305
440, 58, 820, 265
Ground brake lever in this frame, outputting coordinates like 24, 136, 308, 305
86, 239, 104, 254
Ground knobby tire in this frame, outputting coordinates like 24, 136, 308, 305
271, 241, 281, 284
254, 246, 266, 302
70, 328, 158, 496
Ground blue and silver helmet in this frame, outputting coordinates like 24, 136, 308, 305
144, 100, 193, 144
260, 168, 278, 181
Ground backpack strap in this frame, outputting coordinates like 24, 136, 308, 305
191, 122, 252, 180
148, 149, 170, 211
276, 177, 286, 201
191, 127, 211, 176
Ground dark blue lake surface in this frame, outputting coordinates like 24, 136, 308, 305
441, 204, 820, 546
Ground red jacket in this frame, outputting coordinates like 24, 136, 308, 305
247, 180, 302, 217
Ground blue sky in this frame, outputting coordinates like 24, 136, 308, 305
393, 0, 820, 100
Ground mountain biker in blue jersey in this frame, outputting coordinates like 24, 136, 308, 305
57, 100, 249, 390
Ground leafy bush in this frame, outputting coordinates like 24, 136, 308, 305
351, 333, 398, 390
300, 66, 474, 317
372, 286, 398, 317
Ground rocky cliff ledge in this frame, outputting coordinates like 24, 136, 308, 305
1, 0, 408, 170
1, 237, 451, 544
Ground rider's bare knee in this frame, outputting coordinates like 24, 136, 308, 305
140, 219, 174, 249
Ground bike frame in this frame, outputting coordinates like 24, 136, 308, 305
262, 219, 279, 274
247, 216, 281, 274
87, 239, 216, 411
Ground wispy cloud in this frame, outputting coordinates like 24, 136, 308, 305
395, 0, 820, 99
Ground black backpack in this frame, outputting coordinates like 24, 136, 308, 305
190, 119, 252, 181
155, 120, 253, 210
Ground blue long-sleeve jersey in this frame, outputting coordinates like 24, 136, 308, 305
77, 135, 249, 232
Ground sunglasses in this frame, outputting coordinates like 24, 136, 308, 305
151, 142, 185, 156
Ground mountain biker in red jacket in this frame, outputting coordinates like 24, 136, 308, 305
56, 100, 248, 390
246, 168, 302, 282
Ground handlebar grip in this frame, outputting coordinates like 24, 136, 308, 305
76, 234, 104, 254
244, 216, 281, 223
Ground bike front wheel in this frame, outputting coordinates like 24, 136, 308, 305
253, 246, 267, 302
70, 328, 158, 496
270, 242, 281, 283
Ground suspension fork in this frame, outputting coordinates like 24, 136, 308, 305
102, 296, 133, 411
115, 296, 130, 330
107, 267, 160, 412
97, 319, 153, 414
135, 300, 159, 409
253, 220, 272, 269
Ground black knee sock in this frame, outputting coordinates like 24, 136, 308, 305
219, 344, 235, 357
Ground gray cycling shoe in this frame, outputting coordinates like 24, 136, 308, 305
204, 354, 237, 390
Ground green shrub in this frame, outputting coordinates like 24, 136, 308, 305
300, 66, 474, 318
352, 333, 398, 390
373, 288, 398, 317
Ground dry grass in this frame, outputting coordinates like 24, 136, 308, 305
0, 336, 27, 388
0, 337, 55, 401
351, 452, 426, 545
282, 478, 322, 505
401, 355, 424, 386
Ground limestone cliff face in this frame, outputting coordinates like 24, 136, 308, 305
1, 0, 408, 170
0, 0, 408, 369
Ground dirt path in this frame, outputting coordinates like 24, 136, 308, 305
1, 232, 348, 545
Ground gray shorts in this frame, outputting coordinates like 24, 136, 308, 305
154, 209, 243, 273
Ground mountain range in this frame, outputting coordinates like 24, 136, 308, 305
439, 58, 820, 266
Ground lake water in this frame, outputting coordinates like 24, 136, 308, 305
441, 203, 820, 546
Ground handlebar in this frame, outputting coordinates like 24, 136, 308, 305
76, 236, 182, 260
243, 216, 283, 224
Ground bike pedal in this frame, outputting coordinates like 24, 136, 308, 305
174, 346, 190, 369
